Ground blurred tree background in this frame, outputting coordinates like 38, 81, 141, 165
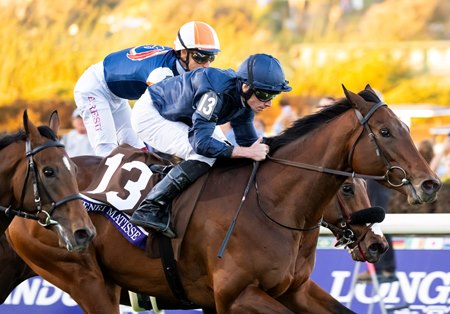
0, 0, 449, 130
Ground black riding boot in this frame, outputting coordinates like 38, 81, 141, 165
130, 160, 210, 238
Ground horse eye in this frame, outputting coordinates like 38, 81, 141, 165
379, 128, 391, 137
342, 184, 354, 195
43, 167, 56, 177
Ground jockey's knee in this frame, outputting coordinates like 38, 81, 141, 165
179, 160, 211, 182
95, 143, 117, 157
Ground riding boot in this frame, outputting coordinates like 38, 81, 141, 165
130, 160, 210, 238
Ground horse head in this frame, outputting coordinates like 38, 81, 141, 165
5, 110, 96, 251
342, 84, 441, 204
264, 85, 439, 236
322, 178, 388, 263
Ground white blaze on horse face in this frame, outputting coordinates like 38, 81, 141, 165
370, 223, 384, 237
63, 156, 72, 172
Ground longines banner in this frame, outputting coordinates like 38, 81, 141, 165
1, 238, 449, 314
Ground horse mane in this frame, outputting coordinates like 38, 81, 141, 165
265, 101, 351, 152
266, 89, 380, 152
0, 126, 58, 151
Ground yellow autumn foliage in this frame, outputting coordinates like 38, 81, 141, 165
0, 0, 448, 130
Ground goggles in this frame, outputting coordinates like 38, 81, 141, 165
190, 50, 216, 64
253, 89, 279, 102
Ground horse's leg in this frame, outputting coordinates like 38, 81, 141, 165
215, 285, 295, 314
7, 218, 120, 314
278, 279, 356, 314
0, 233, 37, 303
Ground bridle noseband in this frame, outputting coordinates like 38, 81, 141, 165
0, 137, 83, 228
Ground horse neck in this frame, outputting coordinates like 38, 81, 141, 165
0, 142, 27, 205
259, 113, 359, 228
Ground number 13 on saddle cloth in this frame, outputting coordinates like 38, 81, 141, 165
80, 144, 205, 256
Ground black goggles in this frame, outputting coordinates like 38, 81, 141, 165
190, 50, 216, 64
253, 89, 279, 102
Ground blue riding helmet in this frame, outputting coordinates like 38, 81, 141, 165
237, 54, 292, 93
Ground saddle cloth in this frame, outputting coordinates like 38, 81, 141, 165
81, 144, 207, 260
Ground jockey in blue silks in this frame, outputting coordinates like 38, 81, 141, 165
130, 54, 292, 238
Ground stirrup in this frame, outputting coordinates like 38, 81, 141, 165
136, 211, 175, 239
158, 225, 176, 239
155, 211, 176, 238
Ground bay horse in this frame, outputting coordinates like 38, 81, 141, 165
0, 110, 95, 251
0, 176, 388, 306
6, 85, 440, 313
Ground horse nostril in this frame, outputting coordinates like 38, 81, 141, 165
74, 229, 92, 246
369, 243, 386, 255
421, 179, 441, 195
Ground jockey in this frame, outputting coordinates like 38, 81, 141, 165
73, 21, 220, 156
130, 53, 292, 238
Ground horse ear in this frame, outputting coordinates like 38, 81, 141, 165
342, 84, 368, 111
23, 110, 40, 141
49, 110, 60, 136
342, 84, 350, 99
365, 84, 376, 94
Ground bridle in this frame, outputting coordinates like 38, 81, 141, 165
219, 101, 405, 256
267, 101, 410, 187
320, 192, 374, 261
257, 101, 408, 231
0, 137, 83, 228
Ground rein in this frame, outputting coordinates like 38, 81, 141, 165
266, 155, 385, 181
0, 137, 83, 228
218, 101, 406, 256
254, 180, 322, 231
251, 101, 398, 233
218, 161, 260, 258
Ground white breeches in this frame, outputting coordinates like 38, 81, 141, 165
74, 62, 145, 156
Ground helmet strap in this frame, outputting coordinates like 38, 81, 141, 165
177, 30, 190, 71
241, 55, 256, 100
241, 84, 253, 101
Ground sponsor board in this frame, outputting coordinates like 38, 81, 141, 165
2, 237, 449, 314
312, 245, 450, 314
0, 278, 201, 314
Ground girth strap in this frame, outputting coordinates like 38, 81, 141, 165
155, 233, 194, 306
